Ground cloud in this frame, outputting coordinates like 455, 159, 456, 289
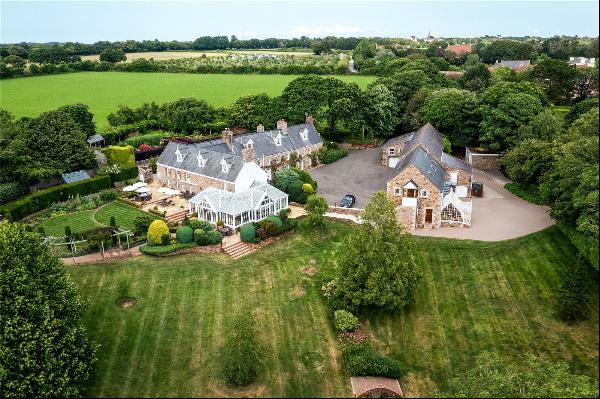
289, 24, 363, 37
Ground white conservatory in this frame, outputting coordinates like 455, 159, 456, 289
188, 183, 289, 228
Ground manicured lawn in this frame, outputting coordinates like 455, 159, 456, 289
94, 201, 159, 231
68, 223, 599, 397
34, 201, 158, 236
0, 72, 375, 130
36, 210, 98, 237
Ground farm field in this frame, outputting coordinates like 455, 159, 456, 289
68, 222, 599, 397
80, 49, 315, 61
35, 201, 158, 236
0, 72, 375, 130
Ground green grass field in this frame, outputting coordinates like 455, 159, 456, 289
0, 72, 375, 130
67, 223, 599, 397
35, 201, 158, 236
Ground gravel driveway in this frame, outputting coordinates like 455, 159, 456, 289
310, 148, 388, 208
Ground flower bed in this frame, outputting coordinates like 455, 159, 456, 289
140, 242, 221, 256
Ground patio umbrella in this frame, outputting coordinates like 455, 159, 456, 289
157, 187, 171, 194
122, 185, 137, 192
136, 187, 152, 193
131, 182, 147, 189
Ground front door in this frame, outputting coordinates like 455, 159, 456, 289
425, 208, 433, 224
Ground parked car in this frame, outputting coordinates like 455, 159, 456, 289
340, 194, 356, 208
471, 182, 483, 197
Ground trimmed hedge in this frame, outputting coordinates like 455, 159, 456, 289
139, 242, 195, 256
176, 226, 194, 244
319, 148, 348, 164
101, 145, 135, 166
0, 175, 111, 221
334, 310, 359, 333
557, 223, 599, 270
105, 165, 139, 183
341, 342, 404, 379
240, 224, 256, 242
0, 182, 28, 205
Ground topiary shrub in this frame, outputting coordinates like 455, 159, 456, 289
240, 225, 256, 243
37, 226, 45, 235
194, 229, 208, 245
161, 233, 171, 246
264, 215, 283, 232
175, 226, 194, 244
206, 230, 223, 245
302, 183, 315, 195
64, 225, 72, 238
101, 145, 135, 166
147, 219, 169, 245
334, 310, 360, 333
188, 218, 213, 232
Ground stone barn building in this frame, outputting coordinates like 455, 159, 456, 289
385, 123, 474, 230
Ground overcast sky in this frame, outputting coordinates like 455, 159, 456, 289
1, 1, 598, 43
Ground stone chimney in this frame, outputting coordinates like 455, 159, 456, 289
222, 127, 234, 149
242, 144, 255, 163
256, 123, 264, 132
277, 119, 288, 135
305, 114, 315, 125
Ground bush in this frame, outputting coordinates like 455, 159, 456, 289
101, 145, 135, 166
109, 216, 116, 227
240, 224, 256, 242
504, 183, 545, 205
175, 226, 194, 244
0, 175, 112, 221
105, 165, 139, 183
264, 215, 283, 231
194, 229, 208, 245
99, 189, 119, 202
288, 181, 307, 203
139, 242, 195, 255
278, 209, 289, 223
318, 148, 348, 164
291, 167, 318, 190
188, 218, 212, 232
556, 261, 590, 322
147, 220, 169, 245
37, 226, 45, 235
256, 220, 276, 240
302, 183, 315, 194
161, 233, 171, 246
120, 132, 164, 148
334, 310, 359, 332
0, 182, 28, 205
221, 309, 262, 386
205, 230, 223, 245
341, 341, 404, 379
133, 215, 155, 235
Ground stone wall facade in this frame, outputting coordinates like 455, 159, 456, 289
156, 164, 234, 194
396, 205, 416, 230
255, 143, 323, 171
466, 148, 500, 170
444, 167, 472, 188
387, 164, 442, 228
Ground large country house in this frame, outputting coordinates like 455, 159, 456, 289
384, 123, 474, 230
155, 118, 322, 228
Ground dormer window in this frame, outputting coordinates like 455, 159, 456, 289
197, 153, 206, 167
274, 133, 282, 146
175, 146, 183, 162
300, 128, 309, 141
220, 159, 230, 173
246, 139, 253, 149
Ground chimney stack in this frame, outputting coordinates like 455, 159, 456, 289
277, 119, 288, 135
222, 127, 234, 149
305, 114, 315, 125
256, 123, 264, 132
242, 144, 255, 163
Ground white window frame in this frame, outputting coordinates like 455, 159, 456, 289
389, 148, 396, 156
394, 187, 401, 196
421, 189, 429, 198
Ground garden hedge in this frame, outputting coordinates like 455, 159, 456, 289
104, 165, 139, 183
240, 224, 256, 242
175, 226, 194, 244
139, 242, 195, 256
101, 145, 135, 166
0, 175, 111, 221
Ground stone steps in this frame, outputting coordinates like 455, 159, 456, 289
167, 210, 188, 223
223, 241, 256, 259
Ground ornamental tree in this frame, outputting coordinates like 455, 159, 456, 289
0, 222, 97, 397
332, 191, 421, 310
147, 219, 170, 245
305, 195, 328, 228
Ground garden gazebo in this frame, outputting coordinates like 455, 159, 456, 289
188, 183, 288, 229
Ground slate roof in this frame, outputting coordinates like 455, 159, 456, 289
189, 183, 287, 215
441, 152, 473, 174
493, 60, 531, 70
382, 132, 414, 148
389, 147, 446, 191
401, 123, 444, 161
157, 123, 322, 181
86, 134, 104, 144
61, 170, 91, 184
157, 142, 245, 182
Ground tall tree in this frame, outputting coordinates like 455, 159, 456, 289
450, 351, 598, 398
160, 97, 215, 133
0, 222, 97, 397
56, 103, 96, 137
332, 191, 421, 310
229, 93, 281, 130
417, 88, 480, 147
363, 83, 400, 137
459, 63, 492, 92
529, 58, 578, 105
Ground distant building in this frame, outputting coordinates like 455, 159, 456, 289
446, 44, 473, 55
568, 57, 596, 69
375, 43, 385, 50
491, 60, 531, 72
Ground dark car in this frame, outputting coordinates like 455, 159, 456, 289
340, 194, 356, 208
471, 182, 483, 197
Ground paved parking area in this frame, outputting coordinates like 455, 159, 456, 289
310, 148, 388, 208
